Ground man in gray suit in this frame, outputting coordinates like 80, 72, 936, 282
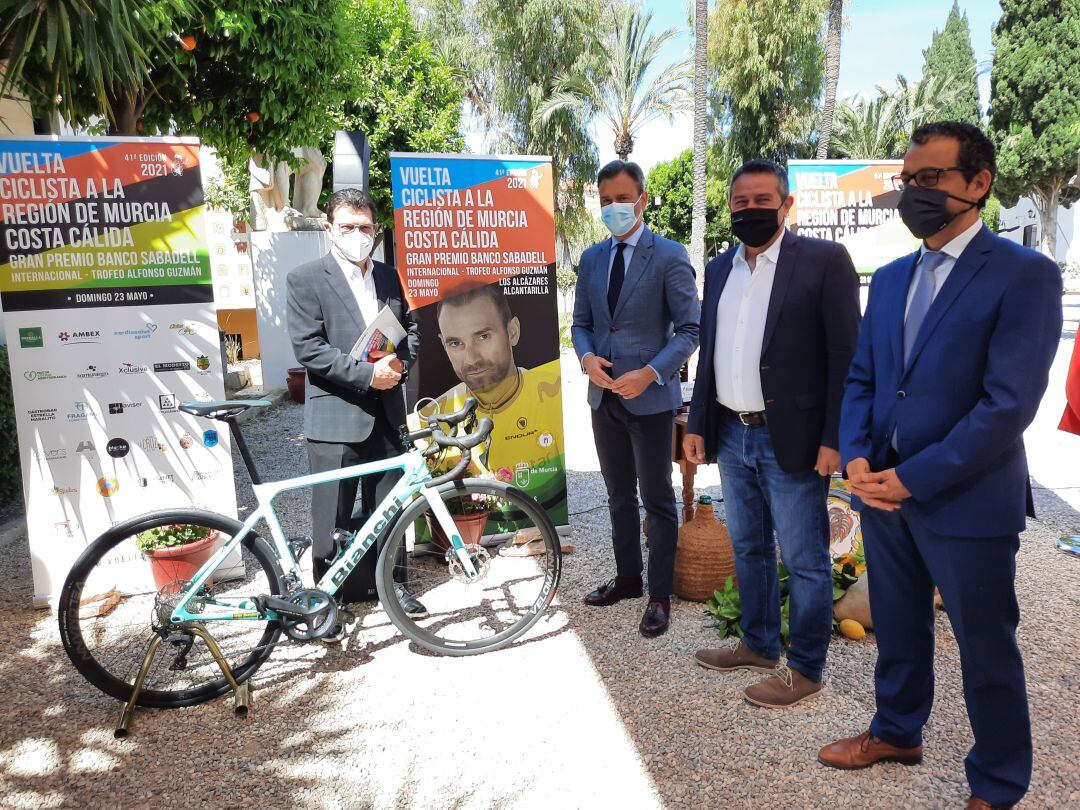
572, 160, 700, 637
286, 188, 423, 627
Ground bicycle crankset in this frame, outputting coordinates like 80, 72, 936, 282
269, 589, 339, 642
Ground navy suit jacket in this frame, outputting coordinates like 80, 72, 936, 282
687, 232, 861, 472
571, 224, 700, 415
840, 225, 1063, 537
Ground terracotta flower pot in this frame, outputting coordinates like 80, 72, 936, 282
287, 367, 306, 403
143, 530, 223, 593
426, 510, 489, 552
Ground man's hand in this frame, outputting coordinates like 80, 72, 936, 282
370, 353, 402, 390
583, 354, 615, 389
815, 445, 842, 477
611, 367, 655, 400
846, 458, 910, 512
683, 433, 706, 465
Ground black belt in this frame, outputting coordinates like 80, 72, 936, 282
720, 405, 767, 427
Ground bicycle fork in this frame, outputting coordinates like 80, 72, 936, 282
423, 486, 480, 579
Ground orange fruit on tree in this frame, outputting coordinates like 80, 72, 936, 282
180, 34, 196, 51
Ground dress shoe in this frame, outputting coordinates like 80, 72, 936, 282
584, 576, 643, 607
967, 798, 1006, 810
744, 666, 822, 708
639, 598, 670, 637
394, 583, 429, 619
817, 730, 923, 770
695, 640, 779, 674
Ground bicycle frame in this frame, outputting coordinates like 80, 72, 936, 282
168, 449, 479, 624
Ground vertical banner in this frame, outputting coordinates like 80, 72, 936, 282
0, 136, 236, 606
787, 160, 916, 273
390, 153, 567, 531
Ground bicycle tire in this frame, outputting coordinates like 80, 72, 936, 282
58, 509, 286, 708
375, 479, 561, 656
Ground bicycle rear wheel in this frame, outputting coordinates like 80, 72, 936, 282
58, 510, 285, 708
376, 479, 561, 655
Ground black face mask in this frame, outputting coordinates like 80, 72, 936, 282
731, 207, 782, 248
897, 184, 979, 239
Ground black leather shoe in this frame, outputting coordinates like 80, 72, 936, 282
395, 584, 429, 619
640, 598, 670, 637
584, 576, 644, 607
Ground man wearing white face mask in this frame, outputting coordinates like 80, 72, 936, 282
572, 160, 700, 638
287, 188, 424, 633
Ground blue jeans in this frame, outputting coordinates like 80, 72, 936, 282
715, 417, 832, 681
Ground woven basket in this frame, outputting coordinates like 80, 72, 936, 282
674, 495, 737, 602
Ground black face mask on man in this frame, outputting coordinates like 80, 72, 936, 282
731, 207, 782, 248
897, 184, 979, 240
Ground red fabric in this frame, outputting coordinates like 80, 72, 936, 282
1060, 325, 1080, 435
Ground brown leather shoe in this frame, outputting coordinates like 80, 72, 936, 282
817, 730, 923, 770
694, 640, 779, 674
584, 576, 643, 607
966, 797, 1005, 810
744, 666, 822, 707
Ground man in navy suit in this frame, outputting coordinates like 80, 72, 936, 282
818, 122, 1063, 810
684, 159, 861, 707
572, 160, 700, 637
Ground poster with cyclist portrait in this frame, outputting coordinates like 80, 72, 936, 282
390, 152, 567, 534
0, 135, 236, 606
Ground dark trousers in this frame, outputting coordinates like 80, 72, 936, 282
861, 505, 1031, 807
714, 416, 832, 681
591, 391, 677, 598
307, 411, 403, 585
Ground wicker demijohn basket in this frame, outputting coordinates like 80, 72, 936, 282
674, 495, 737, 602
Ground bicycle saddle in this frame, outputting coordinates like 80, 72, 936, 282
178, 399, 272, 420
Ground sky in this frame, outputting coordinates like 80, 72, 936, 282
589, 0, 1003, 171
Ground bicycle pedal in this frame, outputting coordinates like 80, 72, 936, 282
287, 536, 312, 560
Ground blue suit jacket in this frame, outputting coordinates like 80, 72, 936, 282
840, 226, 1063, 537
571, 224, 700, 415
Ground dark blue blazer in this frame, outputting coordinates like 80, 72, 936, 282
840, 225, 1063, 537
687, 232, 861, 472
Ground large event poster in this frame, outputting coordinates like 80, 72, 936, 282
787, 160, 917, 273
390, 152, 567, 532
0, 136, 236, 606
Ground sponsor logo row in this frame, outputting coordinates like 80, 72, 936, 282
18, 320, 198, 349
21, 355, 212, 382
25, 393, 207, 422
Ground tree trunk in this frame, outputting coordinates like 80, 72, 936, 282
1036, 182, 1061, 261
816, 0, 843, 159
613, 131, 633, 162
690, 0, 708, 276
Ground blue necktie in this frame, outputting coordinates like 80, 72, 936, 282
608, 242, 627, 315
903, 250, 947, 366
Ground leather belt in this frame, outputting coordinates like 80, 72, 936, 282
721, 405, 767, 427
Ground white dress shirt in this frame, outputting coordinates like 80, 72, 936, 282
713, 229, 785, 412
331, 247, 380, 326
904, 217, 983, 317
606, 221, 644, 282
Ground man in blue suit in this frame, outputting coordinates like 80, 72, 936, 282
818, 122, 1063, 810
572, 160, 700, 637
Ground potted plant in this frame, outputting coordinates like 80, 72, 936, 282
136, 524, 223, 592
423, 462, 499, 552
203, 161, 251, 238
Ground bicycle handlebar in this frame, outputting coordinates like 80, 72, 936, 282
404, 398, 494, 486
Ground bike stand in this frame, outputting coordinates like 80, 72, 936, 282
115, 625, 252, 738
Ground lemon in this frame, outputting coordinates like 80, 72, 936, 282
839, 619, 866, 640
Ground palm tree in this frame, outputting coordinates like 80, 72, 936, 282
690, 0, 708, 273
535, 5, 692, 161
816, 0, 844, 158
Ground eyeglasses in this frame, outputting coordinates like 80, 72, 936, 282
890, 167, 963, 191
336, 223, 377, 236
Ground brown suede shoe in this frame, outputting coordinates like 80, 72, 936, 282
743, 666, 822, 707
817, 730, 924, 770
694, 640, 779, 674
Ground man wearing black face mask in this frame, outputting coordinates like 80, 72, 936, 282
819, 123, 1063, 810
685, 159, 860, 707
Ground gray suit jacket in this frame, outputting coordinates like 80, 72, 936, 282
571, 225, 700, 415
286, 253, 419, 443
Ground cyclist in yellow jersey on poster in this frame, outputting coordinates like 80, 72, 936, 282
409, 283, 568, 547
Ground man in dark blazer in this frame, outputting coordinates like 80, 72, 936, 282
684, 159, 861, 707
286, 187, 423, 627
572, 160, 700, 637
818, 122, 1062, 810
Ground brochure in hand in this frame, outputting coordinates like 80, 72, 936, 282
349, 306, 407, 363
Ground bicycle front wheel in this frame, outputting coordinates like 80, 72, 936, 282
376, 479, 561, 655
58, 510, 285, 708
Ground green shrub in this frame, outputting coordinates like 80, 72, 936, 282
0, 345, 20, 505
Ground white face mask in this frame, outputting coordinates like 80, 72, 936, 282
333, 227, 374, 264
600, 196, 642, 237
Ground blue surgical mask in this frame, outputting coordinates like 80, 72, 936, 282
600, 196, 641, 237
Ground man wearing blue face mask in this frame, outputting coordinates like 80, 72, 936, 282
287, 187, 424, 636
572, 160, 700, 638
819, 122, 1062, 810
